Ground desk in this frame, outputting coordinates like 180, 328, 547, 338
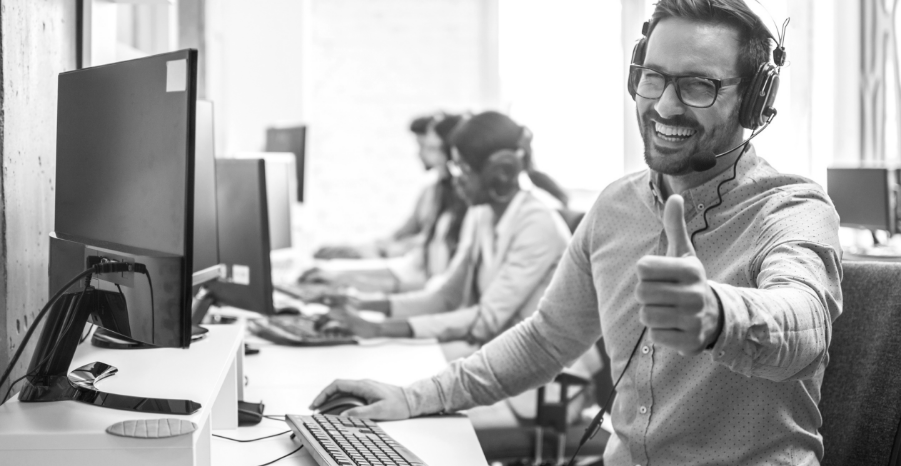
0, 324, 244, 465
211, 333, 488, 466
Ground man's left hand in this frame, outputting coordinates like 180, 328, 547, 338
635, 194, 721, 356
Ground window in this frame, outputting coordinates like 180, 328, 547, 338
83, 0, 178, 67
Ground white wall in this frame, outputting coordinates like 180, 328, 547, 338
206, 0, 498, 250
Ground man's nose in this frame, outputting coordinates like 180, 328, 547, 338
654, 83, 686, 119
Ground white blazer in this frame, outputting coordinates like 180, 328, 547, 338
390, 190, 572, 344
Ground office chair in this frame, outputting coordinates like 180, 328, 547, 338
819, 260, 901, 466
475, 339, 613, 465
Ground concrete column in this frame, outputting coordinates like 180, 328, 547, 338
0, 0, 78, 397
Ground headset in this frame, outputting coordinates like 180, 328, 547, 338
476, 126, 531, 204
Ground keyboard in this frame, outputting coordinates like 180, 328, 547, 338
274, 282, 339, 303
286, 414, 427, 466
247, 315, 358, 346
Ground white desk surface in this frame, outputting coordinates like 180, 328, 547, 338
0, 324, 243, 453
211, 335, 488, 466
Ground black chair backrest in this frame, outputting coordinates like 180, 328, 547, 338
820, 260, 901, 466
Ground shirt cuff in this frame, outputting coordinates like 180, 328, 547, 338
706, 280, 753, 375
401, 377, 446, 417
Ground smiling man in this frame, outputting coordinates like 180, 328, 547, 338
310, 1, 843, 464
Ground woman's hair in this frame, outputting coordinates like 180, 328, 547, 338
449, 111, 569, 206
408, 115, 435, 136
423, 113, 469, 271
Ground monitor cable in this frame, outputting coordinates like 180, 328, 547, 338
0, 261, 153, 405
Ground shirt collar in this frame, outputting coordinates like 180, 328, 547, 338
646, 145, 759, 219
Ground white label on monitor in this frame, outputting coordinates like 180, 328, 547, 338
232, 265, 250, 285
166, 59, 187, 92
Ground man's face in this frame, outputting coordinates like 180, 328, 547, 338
637, 17, 745, 175
417, 129, 445, 170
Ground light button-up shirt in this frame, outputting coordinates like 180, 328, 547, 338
402, 147, 843, 465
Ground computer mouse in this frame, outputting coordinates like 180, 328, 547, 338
275, 306, 302, 316
316, 395, 368, 416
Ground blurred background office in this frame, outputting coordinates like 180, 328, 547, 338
52, 0, 899, 256
1, 0, 900, 437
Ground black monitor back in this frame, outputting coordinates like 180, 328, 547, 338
208, 159, 275, 315
827, 168, 897, 232
265, 126, 306, 202
52, 50, 198, 348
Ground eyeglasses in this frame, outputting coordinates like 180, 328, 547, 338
629, 65, 745, 108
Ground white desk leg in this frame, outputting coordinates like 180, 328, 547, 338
212, 349, 239, 429
236, 339, 245, 401
195, 413, 212, 466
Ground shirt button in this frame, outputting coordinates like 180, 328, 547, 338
719, 350, 726, 357
639, 406, 648, 414
697, 203, 705, 211
641, 345, 650, 354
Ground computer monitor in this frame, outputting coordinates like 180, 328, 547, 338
265, 125, 307, 202
232, 152, 293, 250
192, 100, 223, 284
827, 167, 899, 234
21, 50, 202, 414
205, 159, 276, 316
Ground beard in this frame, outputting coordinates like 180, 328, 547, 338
638, 104, 742, 176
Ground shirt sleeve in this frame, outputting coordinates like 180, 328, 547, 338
406, 208, 567, 342
707, 186, 843, 382
402, 203, 603, 416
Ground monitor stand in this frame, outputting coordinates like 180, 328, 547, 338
19, 288, 201, 415
92, 325, 208, 349
91, 288, 216, 349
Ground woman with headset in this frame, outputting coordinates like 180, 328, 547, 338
327, 111, 600, 428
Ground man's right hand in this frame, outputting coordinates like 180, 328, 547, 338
309, 379, 412, 420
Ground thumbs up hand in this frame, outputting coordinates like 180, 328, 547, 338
635, 195, 721, 356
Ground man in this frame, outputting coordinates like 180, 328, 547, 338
311, 1, 842, 464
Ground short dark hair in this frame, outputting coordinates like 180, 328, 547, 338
409, 115, 435, 135
647, 0, 772, 79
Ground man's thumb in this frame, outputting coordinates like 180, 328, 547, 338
663, 194, 695, 257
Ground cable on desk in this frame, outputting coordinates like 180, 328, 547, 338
259, 444, 304, 466
213, 430, 292, 443
264, 415, 287, 421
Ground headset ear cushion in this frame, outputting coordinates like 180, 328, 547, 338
739, 63, 779, 130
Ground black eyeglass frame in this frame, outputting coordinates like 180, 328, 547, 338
629, 64, 747, 109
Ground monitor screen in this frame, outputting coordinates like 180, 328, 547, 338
265, 125, 306, 202
56, 52, 196, 258
827, 168, 894, 232
208, 159, 275, 315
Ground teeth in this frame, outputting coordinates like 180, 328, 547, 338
655, 122, 696, 138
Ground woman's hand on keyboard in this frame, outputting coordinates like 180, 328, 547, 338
310, 379, 411, 421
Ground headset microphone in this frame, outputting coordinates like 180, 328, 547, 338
688, 114, 775, 172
